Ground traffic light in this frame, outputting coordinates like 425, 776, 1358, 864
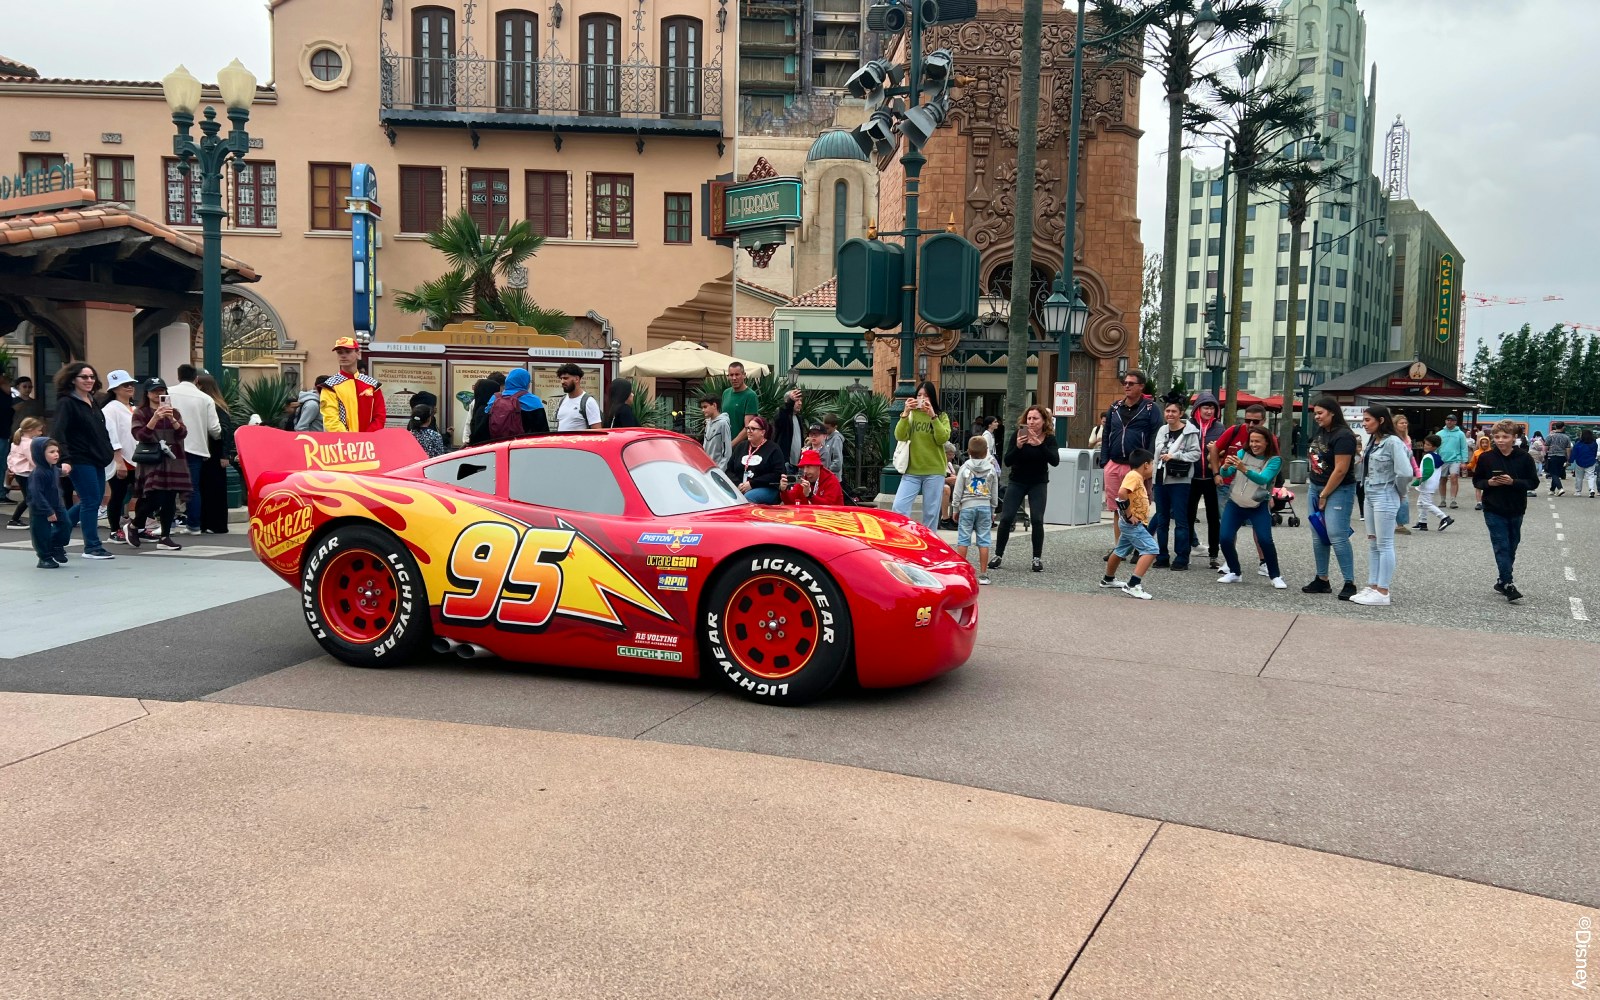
836, 238, 904, 329
917, 233, 980, 329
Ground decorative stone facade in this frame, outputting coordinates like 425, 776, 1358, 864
873, 0, 1144, 433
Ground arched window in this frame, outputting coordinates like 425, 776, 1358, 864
832, 179, 849, 264
661, 17, 702, 119
412, 6, 455, 109
497, 10, 538, 111
580, 14, 622, 116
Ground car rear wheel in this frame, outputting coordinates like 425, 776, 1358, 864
303, 523, 428, 668
702, 549, 852, 705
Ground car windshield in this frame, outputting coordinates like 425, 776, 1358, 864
623, 436, 746, 517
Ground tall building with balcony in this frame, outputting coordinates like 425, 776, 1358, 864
1168, 0, 1394, 398
0, 0, 737, 429
1385, 198, 1465, 376
738, 0, 867, 127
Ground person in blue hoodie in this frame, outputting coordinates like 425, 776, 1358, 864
28, 436, 71, 568
486, 367, 550, 441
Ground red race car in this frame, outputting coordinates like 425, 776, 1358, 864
236, 427, 977, 705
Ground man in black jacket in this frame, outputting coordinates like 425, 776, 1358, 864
1472, 418, 1541, 603
1101, 370, 1161, 547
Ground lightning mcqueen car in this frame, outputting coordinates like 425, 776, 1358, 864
236, 426, 977, 705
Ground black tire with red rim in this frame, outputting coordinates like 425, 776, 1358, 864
702, 548, 852, 705
302, 523, 429, 668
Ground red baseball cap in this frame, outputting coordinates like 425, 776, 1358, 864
331, 336, 360, 351
798, 449, 823, 467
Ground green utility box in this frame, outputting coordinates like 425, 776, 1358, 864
835, 238, 904, 329
917, 232, 980, 329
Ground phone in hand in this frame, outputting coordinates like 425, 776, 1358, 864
158, 395, 170, 408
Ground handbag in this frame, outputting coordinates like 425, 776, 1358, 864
892, 439, 910, 474
131, 440, 164, 466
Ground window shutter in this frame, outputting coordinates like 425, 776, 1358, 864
552, 171, 568, 238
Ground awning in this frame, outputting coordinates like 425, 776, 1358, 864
1357, 394, 1483, 408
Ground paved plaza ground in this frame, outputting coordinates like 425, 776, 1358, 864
1, 489, 1595, 997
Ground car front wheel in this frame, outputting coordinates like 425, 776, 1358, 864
702, 549, 852, 705
302, 523, 428, 667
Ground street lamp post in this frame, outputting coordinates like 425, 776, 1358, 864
1204, 321, 1229, 399
162, 61, 257, 377
1055, 0, 1217, 445
1296, 361, 1318, 458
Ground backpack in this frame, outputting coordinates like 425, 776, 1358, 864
487, 392, 527, 440
551, 392, 595, 430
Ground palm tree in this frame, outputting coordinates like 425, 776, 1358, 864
1003, 0, 1047, 441
1185, 53, 1317, 423
1090, 0, 1281, 393
1272, 143, 1347, 449
394, 210, 572, 335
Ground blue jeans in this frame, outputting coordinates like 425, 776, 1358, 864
185, 454, 204, 529
1219, 500, 1280, 578
1483, 510, 1522, 586
1312, 481, 1356, 582
1364, 483, 1400, 589
745, 486, 780, 505
64, 461, 106, 552
893, 472, 944, 530
1151, 480, 1192, 565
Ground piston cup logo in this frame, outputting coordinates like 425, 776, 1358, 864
252, 491, 316, 573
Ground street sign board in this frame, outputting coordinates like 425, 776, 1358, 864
723, 177, 803, 229
1436, 252, 1455, 344
348, 163, 380, 342
1053, 381, 1077, 417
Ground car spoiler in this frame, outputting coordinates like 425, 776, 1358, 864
235, 426, 427, 501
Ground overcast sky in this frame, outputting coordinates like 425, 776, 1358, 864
10, 0, 1597, 364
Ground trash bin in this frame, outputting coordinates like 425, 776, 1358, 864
1288, 458, 1309, 484
1045, 448, 1099, 525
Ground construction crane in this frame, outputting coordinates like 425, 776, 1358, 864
1567, 322, 1600, 334
1464, 292, 1564, 308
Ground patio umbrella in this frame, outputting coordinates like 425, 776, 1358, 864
618, 340, 770, 379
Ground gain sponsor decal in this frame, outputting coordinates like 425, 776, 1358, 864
251, 491, 316, 574
645, 554, 700, 569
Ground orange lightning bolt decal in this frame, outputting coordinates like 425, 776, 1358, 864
548, 519, 671, 627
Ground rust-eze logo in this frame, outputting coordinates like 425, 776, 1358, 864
296, 434, 381, 473
252, 491, 316, 572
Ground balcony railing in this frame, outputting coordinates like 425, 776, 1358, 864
381, 54, 721, 124
813, 0, 861, 12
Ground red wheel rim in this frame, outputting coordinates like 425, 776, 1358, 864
722, 573, 821, 680
318, 549, 399, 645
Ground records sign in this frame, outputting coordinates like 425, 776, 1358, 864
1436, 252, 1455, 344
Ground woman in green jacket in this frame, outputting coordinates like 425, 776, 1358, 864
892, 381, 952, 530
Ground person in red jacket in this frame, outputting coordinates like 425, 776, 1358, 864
320, 337, 387, 432
781, 448, 844, 506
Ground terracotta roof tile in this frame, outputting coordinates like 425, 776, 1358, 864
0, 203, 258, 281
735, 317, 774, 342
789, 277, 837, 308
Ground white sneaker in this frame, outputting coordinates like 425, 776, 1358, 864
1122, 583, 1153, 600
1271, 576, 1288, 589
977, 574, 991, 586
1257, 562, 1270, 577
1351, 589, 1392, 606
1097, 578, 1127, 589
1216, 572, 1242, 584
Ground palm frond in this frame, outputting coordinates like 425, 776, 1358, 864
393, 270, 472, 329
487, 288, 574, 336
426, 211, 495, 275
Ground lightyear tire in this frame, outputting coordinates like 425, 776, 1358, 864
302, 524, 429, 668
702, 548, 853, 706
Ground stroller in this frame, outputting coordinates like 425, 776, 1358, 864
1269, 485, 1301, 527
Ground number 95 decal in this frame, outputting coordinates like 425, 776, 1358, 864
440, 520, 673, 630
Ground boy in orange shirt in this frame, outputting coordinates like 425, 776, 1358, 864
1099, 448, 1158, 600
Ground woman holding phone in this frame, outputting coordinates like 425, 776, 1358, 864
892, 381, 952, 530
126, 377, 190, 550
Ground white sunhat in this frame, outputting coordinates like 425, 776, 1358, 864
105, 370, 136, 390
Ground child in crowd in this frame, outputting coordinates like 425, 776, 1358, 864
951, 435, 998, 586
820, 413, 846, 480
7, 416, 44, 529
699, 395, 730, 471
1100, 448, 1159, 600
27, 436, 71, 568
1412, 434, 1454, 531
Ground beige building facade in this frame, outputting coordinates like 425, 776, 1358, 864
1, 0, 737, 394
